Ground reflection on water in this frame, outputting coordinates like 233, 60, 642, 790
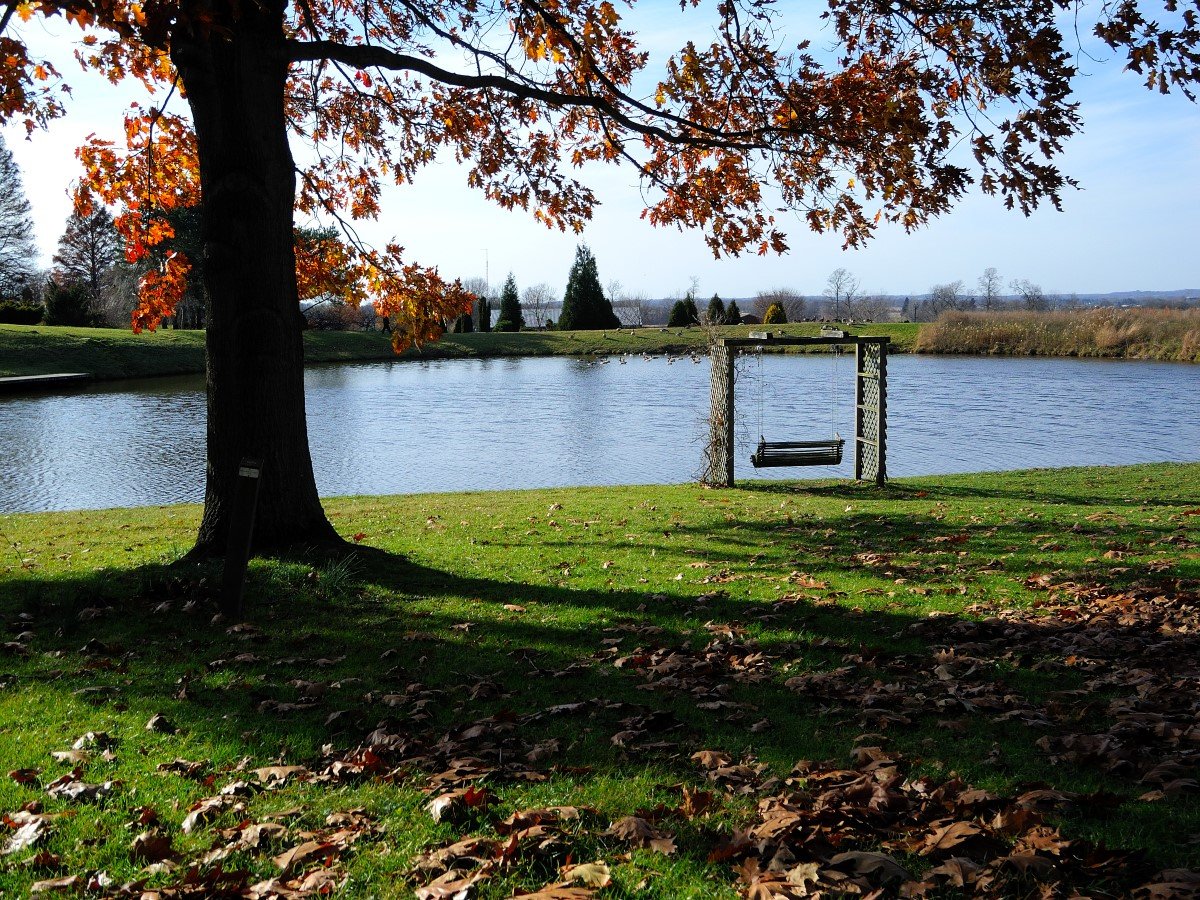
1, 354, 1197, 512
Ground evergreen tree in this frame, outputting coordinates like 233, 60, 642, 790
667, 299, 691, 327
43, 279, 95, 326
559, 244, 619, 330
0, 135, 38, 301
726, 299, 742, 324
763, 302, 788, 324
451, 312, 473, 332
684, 294, 700, 324
705, 293, 726, 325
495, 272, 523, 331
474, 293, 491, 332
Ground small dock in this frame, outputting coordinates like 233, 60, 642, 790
0, 373, 93, 395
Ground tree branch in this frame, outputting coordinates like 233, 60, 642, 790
286, 38, 774, 150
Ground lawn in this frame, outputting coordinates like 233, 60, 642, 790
1, 464, 1198, 897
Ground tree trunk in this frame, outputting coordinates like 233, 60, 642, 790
172, 6, 342, 556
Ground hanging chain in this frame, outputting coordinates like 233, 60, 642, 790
831, 343, 838, 436
756, 346, 764, 442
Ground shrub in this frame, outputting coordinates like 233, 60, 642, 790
763, 302, 787, 324
42, 281, 95, 326
0, 301, 42, 324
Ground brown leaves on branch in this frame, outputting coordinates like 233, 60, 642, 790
7, 0, 1197, 321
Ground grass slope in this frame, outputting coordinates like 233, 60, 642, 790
0, 323, 919, 381
1, 464, 1198, 896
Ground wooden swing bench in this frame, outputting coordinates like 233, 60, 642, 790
750, 436, 844, 468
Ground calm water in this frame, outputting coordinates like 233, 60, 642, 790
1, 354, 1197, 513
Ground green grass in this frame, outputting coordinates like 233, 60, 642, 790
1, 463, 1198, 896
0, 322, 920, 381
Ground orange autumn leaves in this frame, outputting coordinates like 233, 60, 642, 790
72, 109, 470, 346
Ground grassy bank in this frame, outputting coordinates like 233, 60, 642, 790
2, 464, 1198, 896
0, 322, 919, 381
916, 308, 1200, 362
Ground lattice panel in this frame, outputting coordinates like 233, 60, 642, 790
858, 437, 880, 480
860, 377, 880, 409
855, 342, 887, 485
860, 405, 879, 437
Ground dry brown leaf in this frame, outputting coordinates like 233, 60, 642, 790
254, 765, 312, 787
414, 869, 488, 900
29, 875, 81, 894
561, 861, 611, 888
145, 713, 176, 733
512, 885, 595, 899
3, 817, 49, 855
181, 795, 228, 833
828, 850, 910, 883
273, 839, 335, 876
130, 828, 174, 862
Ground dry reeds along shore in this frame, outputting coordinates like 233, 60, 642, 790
915, 307, 1200, 362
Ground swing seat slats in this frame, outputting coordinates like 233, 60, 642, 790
751, 437, 844, 468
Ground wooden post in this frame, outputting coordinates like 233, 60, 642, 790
876, 343, 888, 486
706, 341, 736, 487
855, 342, 866, 482
220, 457, 263, 618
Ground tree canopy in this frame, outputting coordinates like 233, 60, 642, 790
1, 0, 1195, 551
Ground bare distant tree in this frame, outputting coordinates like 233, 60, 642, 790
850, 294, 895, 322
52, 208, 122, 310
1011, 278, 1052, 311
94, 261, 140, 327
461, 275, 489, 299
824, 267, 861, 320
521, 282, 557, 329
613, 293, 648, 327
977, 267, 1003, 310
929, 280, 966, 314
754, 287, 806, 322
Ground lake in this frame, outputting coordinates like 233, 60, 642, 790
1, 353, 1197, 513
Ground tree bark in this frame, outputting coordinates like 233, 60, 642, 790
172, 6, 342, 556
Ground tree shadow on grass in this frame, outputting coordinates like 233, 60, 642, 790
2, 499, 1199, 872
735, 467, 1200, 509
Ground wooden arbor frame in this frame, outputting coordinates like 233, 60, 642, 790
705, 333, 889, 487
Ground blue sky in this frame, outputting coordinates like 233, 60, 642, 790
3, 6, 1197, 299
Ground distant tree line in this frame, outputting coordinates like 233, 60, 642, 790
3, 137, 1194, 332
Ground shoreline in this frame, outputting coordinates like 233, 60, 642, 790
3, 459, 1197, 520
0, 322, 913, 385
3, 316, 1196, 391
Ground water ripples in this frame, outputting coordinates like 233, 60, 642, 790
1, 354, 1196, 512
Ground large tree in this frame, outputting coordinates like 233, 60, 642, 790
0, 135, 37, 300
1, 0, 1195, 554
